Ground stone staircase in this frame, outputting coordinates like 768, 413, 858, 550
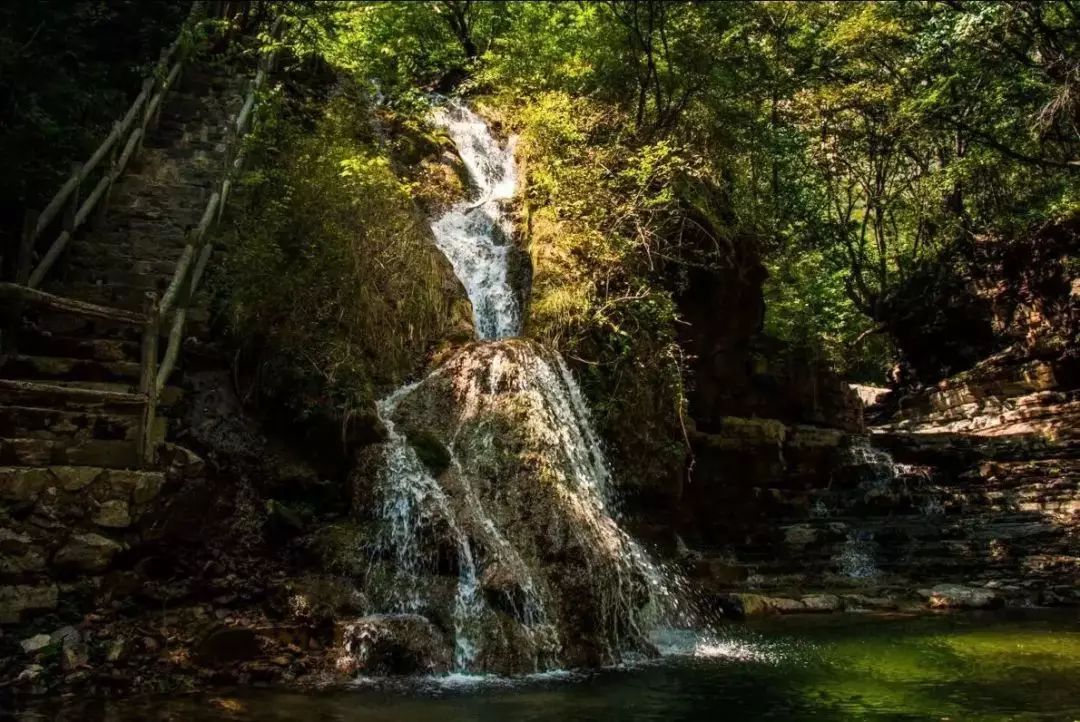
0, 61, 243, 625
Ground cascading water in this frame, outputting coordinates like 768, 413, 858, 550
355, 99, 705, 676
429, 101, 521, 340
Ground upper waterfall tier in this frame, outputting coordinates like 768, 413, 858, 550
430, 101, 521, 340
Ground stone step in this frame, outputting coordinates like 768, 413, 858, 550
0, 465, 166, 503
65, 252, 179, 278
60, 284, 156, 312
0, 379, 182, 411
17, 334, 140, 364
33, 304, 213, 342
0, 354, 141, 385
0, 404, 165, 443
27, 311, 143, 343
0, 437, 140, 469
63, 269, 176, 294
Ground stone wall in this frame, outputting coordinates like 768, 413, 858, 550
0, 446, 201, 625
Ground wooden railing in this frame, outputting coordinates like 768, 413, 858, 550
4, 3, 285, 468
151, 14, 285, 397
15, 3, 205, 291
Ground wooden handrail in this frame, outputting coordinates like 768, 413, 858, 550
0, 379, 146, 406
5, 3, 285, 470
20, 2, 206, 291
152, 14, 286, 399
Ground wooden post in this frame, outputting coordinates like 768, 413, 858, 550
150, 50, 169, 130
15, 210, 38, 286
94, 123, 123, 230
135, 78, 155, 160
138, 291, 161, 468
2, 210, 39, 353
62, 163, 83, 236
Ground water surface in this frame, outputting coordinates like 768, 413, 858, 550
26, 610, 1080, 721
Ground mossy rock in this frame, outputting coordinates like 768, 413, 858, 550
265, 499, 307, 541
308, 522, 373, 576
406, 429, 452, 477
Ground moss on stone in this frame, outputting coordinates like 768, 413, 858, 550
406, 429, 452, 477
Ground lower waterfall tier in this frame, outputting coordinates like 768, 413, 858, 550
351, 339, 699, 674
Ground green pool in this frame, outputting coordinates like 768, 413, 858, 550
22, 609, 1080, 721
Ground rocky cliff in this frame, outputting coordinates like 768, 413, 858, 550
677, 220, 1080, 615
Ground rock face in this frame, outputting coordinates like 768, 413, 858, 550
664, 221, 1079, 613
358, 339, 683, 674
336, 615, 451, 676
676, 256, 863, 436
918, 584, 1002, 610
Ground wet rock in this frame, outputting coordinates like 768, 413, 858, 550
918, 584, 1003, 609
52, 533, 123, 572
722, 593, 806, 617
265, 499, 306, 540
0, 583, 59, 623
800, 594, 843, 612
20, 633, 52, 653
194, 627, 261, 666
783, 524, 819, 547
336, 614, 451, 676
768, 596, 808, 613
93, 500, 131, 528
841, 594, 900, 611
406, 429, 451, 477
279, 575, 366, 623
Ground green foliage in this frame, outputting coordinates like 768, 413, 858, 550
215, 85, 465, 420
493, 89, 694, 488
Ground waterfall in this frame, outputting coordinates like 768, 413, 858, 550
355, 99, 703, 676
429, 101, 521, 340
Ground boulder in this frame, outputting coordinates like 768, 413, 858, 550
0, 467, 50, 502
52, 533, 123, 572
133, 473, 165, 505
0, 528, 47, 575
0, 584, 59, 624
61, 642, 89, 671
783, 524, 819, 547
722, 593, 807, 617
50, 626, 81, 648
800, 594, 843, 612
918, 584, 1003, 610
194, 627, 262, 666
93, 500, 131, 528
265, 499, 306, 540
50, 466, 102, 492
336, 614, 451, 676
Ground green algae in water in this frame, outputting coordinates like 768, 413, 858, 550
22, 610, 1080, 721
